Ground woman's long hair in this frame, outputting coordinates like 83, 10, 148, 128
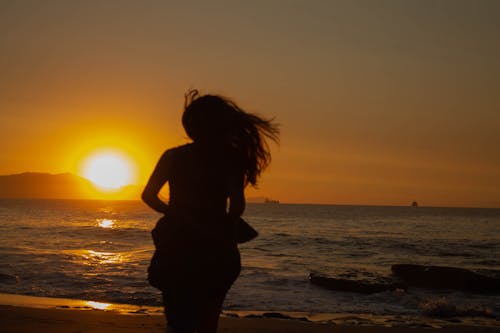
182, 89, 279, 187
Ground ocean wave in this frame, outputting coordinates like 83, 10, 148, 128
420, 297, 494, 318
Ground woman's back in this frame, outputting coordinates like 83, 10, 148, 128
165, 143, 237, 222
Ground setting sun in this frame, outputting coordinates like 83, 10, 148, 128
81, 151, 134, 189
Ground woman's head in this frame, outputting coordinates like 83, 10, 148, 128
182, 90, 236, 143
182, 89, 279, 186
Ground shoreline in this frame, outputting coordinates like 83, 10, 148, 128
1, 306, 499, 333
0, 293, 498, 332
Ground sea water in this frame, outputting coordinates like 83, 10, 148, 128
0, 199, 499, 318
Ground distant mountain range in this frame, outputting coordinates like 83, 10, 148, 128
0, 172, 142, 200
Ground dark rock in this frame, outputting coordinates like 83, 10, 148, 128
244, 314, 262, 319
262, 312, 292, 319
309, 273, 406, 294
223, 312, 240, 318
391, 264, 500, 294
261, 313, 309, 322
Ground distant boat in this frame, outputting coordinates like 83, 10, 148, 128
264, 198, 280, 204
411, 201, 418, 207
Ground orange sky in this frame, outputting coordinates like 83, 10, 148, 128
1, 1, 499, 207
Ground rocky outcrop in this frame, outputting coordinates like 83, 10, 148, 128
310, 265, 500, 295
391, 264, 500, 294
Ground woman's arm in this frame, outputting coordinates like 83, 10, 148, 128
142, 152, 170, 214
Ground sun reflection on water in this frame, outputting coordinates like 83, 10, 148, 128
86, 301, 111, 310
97, 219, 114, 228
83, 250, 124, 264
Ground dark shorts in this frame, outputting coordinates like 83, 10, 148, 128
153, 247, 241, 332
150, 217, 241, 331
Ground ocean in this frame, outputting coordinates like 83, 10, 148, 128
0, 199, 499, 319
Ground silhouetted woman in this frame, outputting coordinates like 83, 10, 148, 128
142, 90, 279, 333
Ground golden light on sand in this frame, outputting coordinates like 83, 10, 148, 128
81, 150, 134, 189
85, 301, 111, 310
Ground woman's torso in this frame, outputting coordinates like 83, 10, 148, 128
159, 143, 240, 245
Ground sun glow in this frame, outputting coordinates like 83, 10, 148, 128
82, 150, 134, 189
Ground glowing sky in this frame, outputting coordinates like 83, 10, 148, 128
1, 0, 499, 207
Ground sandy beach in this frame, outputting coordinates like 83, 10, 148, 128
1, 304, 500, 333
0, 294, 498, 333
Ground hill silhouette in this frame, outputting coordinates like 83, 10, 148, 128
0, 172, 141, 200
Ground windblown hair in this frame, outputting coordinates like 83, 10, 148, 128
182, 89, 279, 186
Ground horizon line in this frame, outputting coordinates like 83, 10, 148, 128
0, 197, 499, 210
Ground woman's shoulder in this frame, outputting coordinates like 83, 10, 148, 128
156, 144, 194, 165
164, 143, 194, 156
